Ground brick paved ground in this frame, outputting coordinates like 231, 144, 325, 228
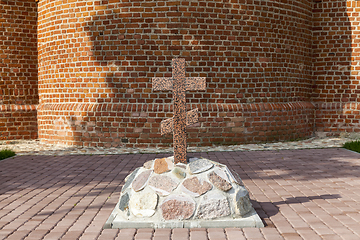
0, 148, 359, 240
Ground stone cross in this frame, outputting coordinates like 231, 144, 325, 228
152, 58, 206, 164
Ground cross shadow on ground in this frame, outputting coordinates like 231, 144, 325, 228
252, 194, 342, 227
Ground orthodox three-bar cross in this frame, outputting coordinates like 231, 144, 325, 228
152, 58, 206, 164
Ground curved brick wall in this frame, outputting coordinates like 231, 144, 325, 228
313, 0, 360, 136
37, 0, 315, 147
0, 0, 38, 141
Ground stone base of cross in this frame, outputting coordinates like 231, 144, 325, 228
152, 58, 206, 164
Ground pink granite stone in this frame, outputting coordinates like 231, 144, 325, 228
181, 177, 212, 197
148, 175, 179, 196
132, 170, 152, 192
160, 195, 196, 220
208, 170, 232, 192
160, 108, 200, 135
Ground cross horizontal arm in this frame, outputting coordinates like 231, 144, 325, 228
152, 77, 206, 91
160, 108, 199, 135
152, 77, 173, 91
185, 77, 206, 91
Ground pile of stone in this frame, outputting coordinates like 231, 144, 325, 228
104, 156, 264, 228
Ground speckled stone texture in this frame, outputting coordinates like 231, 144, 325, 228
143, 160, 154, 169
160, 195, 196, 220
196, 192, 231, 220
160, 108, 200, 135
189, 158, 214, 174
148, 175, 179, 196
181, 177, 212, 197
208, 170, 232, 192
105, 156, 264, 229
235, 187, 253, 216
132, 170, 152, 192
152, 58, 206, 164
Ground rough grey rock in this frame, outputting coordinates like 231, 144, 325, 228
181, 176, 212, 197
235, 187, 252, 216
119, 192, 130, 213
129, 189, 158, 217
132, 170, 152, 192
196, 192, 230, 219
189, 158, 214, 174
122, 167, 140, 193
148, 175, 179, 196
160, 195, 196, 220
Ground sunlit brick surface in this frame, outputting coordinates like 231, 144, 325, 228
0, 0, 38, 140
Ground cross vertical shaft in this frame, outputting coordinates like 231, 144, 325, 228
172, 59, 187, 163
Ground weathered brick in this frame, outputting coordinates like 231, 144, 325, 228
2, 0, 358, 146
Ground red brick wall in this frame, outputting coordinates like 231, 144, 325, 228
37, 0, 315, 147
0, 0, 38, 140
312, 0, 360, 136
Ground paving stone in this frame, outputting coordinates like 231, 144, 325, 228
154, 158, 174, 174
208, 228, 227, 240
207, 168, 232, 192
225, 228, 246, 240
129, 190, 158, 217
161, 195, 196, 220
196, 192, 230, 220
181, 177, 212, 197
189, 229, 208, 240
132, 170, 152, 192
122, 167, 140, 193
148, 175, 179, 196
189, 158, 214, 174
153, 228, 171, 239
172, 167, 187, 179
3, 148, 360, 239
235, 187, 253, 216
115, 228, 136, 240
134, 229, 154, 240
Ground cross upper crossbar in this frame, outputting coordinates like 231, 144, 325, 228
152, 58, 206, 164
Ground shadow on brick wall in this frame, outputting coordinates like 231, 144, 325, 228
77, 0, 318, 147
